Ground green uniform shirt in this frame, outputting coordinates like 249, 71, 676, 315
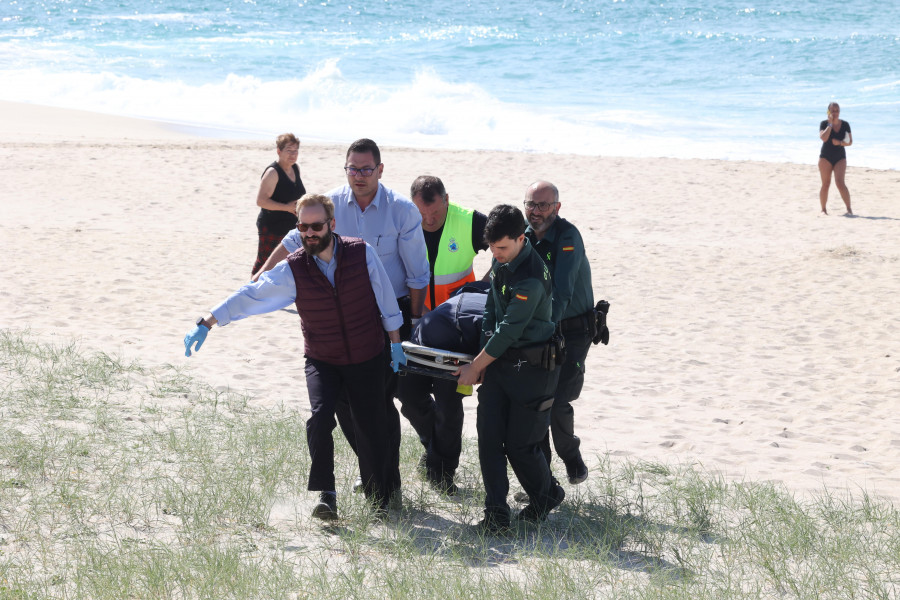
482, 239, 555, 358
526, 216, 594, 323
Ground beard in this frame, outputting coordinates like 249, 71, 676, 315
528, 210, 558, 234
301, 227, 332, 256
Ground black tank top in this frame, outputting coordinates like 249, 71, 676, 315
257, 162, 306, 233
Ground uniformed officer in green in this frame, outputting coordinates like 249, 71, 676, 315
524, 180, 595, 486
455, 204, 565, 532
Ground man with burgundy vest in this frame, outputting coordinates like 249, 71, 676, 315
252, 138, 430, 500
184, 193, 407, 520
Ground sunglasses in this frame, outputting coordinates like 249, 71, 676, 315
298, 221, 328, 232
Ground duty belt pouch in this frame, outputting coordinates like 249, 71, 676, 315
517, 344, 546, 369
539, 342, 555, 370
550, 324, 566, 366
592, 300, 610, 345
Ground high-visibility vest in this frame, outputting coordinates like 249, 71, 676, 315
427, 203, 477, 309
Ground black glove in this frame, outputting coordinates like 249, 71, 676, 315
592, 300, 610, 345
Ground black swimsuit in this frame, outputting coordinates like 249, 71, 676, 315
820, 120, 850, 166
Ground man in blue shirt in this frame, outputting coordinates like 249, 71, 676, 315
252, 138, 430, 502
184, 194, 406, 519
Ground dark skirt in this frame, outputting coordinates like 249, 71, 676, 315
252, 223, 291, 275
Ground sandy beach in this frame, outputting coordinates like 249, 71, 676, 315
2, 100, 898, 503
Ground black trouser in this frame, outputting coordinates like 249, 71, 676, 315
397, 371, 465, 480
540, 321, 592, 469
304, 352, 392, 508
334, 296, 411, 495
476, 358, 561, 523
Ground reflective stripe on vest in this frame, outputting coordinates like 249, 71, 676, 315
428, 203, 478, 309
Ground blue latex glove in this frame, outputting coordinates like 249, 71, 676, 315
390, 342, 407, 373
184, 324, 208, 357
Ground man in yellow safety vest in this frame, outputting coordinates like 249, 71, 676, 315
401, 175, 490, 493
409, 175, 489, 311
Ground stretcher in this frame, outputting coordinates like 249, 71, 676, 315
399, 342, 475, 381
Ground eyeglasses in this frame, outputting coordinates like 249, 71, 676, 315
524, 201, 558, 212
344, 166, 378, 177
298, 221, 328, 232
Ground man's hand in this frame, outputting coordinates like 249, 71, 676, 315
184, 324, 209, 357
390, 342, 407, 373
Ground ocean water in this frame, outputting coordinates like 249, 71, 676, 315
1, 0, 898, 168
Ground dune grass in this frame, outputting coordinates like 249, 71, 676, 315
0, 329, 897, 599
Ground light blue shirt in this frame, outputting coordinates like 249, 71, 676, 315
282, 183, 430, 299
211, 238, 403, 332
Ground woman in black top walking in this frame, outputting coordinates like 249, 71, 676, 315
818, 102, 853, 216
252, 133, 306, 274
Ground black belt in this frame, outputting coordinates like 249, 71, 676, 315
500, 340, 560, 371
500, 344, 543, 363
559, 311, 593, 333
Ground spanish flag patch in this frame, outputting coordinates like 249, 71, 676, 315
562, 246, 575, 251
515, 293, 528, 301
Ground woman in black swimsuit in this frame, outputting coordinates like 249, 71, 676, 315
818, 102, 853, 215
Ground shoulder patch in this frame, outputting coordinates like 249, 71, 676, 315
562, 246, 575, 251
515, 293, 528, 301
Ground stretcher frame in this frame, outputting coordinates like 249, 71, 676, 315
399, 341, 475, 381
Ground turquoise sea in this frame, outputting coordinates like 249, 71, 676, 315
1, 0, 898, 168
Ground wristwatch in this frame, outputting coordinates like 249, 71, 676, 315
196, 316, 209, 329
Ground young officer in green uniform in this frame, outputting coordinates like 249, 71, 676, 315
524, 180, 596, 485
455, 204, 565, 532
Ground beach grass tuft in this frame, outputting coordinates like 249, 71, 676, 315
0, 329, 897, 599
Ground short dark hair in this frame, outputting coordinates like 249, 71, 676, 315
346, 138, 381, 165
484, 204, 526, 244
409, 175, 446, 204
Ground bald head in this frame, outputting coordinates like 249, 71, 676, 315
526, 180, 559, 204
